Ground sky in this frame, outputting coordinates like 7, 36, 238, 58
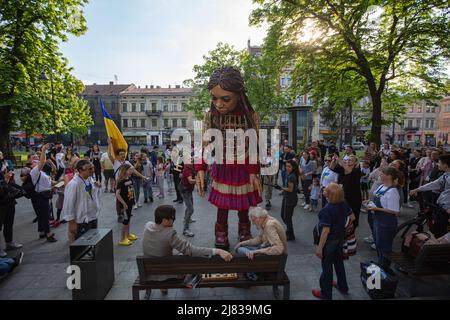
60, 0, 268, 87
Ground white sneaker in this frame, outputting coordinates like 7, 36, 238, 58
0, 249, 7, 258
133, 205, 138, 210
183, 230, 195, 237
364, 236, 374, 244
137, 203, 142, 208
303, 204, 310, 210
301, 202, 306, 206
364, 236, 373, 244
370, 243, 377, 250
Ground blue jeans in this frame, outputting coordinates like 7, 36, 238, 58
0, 258, 15, 275
320, 239, 348, 300
281, 169, 287, 187
373, 213, 397, 268
236, 245, 261, 255
143, 179, 153, 200
132, 177, 141, 204
181, 191, 194, 230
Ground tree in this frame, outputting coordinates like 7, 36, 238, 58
184, 41, 291, 123
250, 0, 449, 145
183, 43, 242, 119
0, 0, 92, 157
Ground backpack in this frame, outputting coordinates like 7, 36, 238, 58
22, 173, 40, 199
0, 180, 24, 204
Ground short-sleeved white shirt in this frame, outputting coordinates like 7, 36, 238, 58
377, 185, 400, 213
30, 165, 52, 192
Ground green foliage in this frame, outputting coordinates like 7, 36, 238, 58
184, 41, 292, 122
0, 0, 92, 152
250, 0, 450, 144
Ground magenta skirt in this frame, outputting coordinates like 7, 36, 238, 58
208, 163, 262, 211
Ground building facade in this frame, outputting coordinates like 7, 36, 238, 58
383, 101, 440, 147
119, 86, 194, 146
81, 82, 134, 145
438, 96, 450, 145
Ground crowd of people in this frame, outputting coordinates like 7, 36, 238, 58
0, 135, 449, 299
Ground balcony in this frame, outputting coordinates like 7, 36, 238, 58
146, 110, 162, 117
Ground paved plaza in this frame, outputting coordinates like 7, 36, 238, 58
0, 175, 449, 300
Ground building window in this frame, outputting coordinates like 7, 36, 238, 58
425, 119, 435, 129
152, 103, 157, 112
416, 119, 421, 128
123, 119, 128, 128
110, 101, 115, 111
182, 102, 187, 112
151, 119, 157, 127
132, 119, 137, 128
164, 119, 169, 128
181, 118, 187, 127
408, 119, 413, 128
140, 119, 145, 128
172, 101, 178, 111
408, 106, 414, 113
417, 106, 422, 113
431, 107, 436, 113
163, 100, 169, 112
140, 103, 145, 112
172, 118, 178, 127
132, 103, 137, 112
123, 103, 128, 112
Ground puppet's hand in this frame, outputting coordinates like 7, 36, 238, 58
250, 174, 261, 197
196, 170, 205, 197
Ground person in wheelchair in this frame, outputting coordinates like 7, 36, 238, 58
410, 154, 450, 237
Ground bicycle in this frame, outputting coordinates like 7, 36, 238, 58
395, 200, 449, 240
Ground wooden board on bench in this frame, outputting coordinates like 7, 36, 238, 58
387, 244, 450, 276
132, 254, 290, 300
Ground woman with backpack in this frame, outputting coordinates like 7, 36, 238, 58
28, 144, 57, 243
0, 168, 24, 257
280, 159, 300, 241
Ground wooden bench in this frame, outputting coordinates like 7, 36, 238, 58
386, 244, 450, 296
132, 254, 290, 300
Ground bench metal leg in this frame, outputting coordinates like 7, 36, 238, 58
283, 283, 290, 300
272, 285, 280, 300
144, 289, 152, 300
132, 287, 140, 300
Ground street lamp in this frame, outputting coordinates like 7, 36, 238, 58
40, 70, 58, 142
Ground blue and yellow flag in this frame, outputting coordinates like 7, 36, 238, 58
100, 98, 128, 159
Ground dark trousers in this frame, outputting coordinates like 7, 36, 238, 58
321, 190, 328, 208
173, 173, 182, 200
75, 219, 98, 240
348, 201, 361, 228
0, 204, 15, 243
302, 179, 312, 204
93, 162, 102, 183
32, 195, 51, 234
320, 239, 348, 300
281, 198, 297, 236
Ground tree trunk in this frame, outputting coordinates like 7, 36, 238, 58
0, 105, 13, 159
347, 99, 353, 145
371, 93, 382, 147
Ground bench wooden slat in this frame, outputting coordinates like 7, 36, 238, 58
133, 254, 290, 300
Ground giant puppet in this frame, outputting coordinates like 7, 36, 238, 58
195, 67, 262, 249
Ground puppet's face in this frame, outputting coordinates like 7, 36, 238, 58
210, 85, 239, 114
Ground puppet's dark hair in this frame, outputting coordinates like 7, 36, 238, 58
207, 67, 256, 129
